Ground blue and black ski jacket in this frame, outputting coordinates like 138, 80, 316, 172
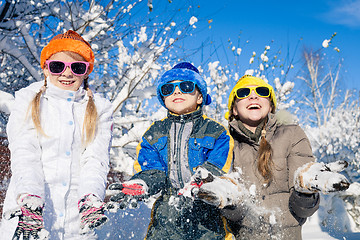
132, 108, 234, 239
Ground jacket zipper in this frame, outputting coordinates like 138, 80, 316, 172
174, 118, 185, 188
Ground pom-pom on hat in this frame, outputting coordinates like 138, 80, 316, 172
40, 30, 95, 73
225, 75, 277, 120
156, 62, 211, 108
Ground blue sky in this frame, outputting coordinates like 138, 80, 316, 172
188, 0, 360, 91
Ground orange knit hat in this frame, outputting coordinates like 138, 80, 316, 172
40, 30, 95, 73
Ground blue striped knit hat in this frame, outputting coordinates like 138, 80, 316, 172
156, 62, 212, 108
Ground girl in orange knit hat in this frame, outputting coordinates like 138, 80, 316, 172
0, 30, 113, 239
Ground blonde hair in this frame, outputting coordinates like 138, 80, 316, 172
257, 125, 273, 184
30, 77, 48, 137
30, 77, 98, 146
82, 78, 98, 145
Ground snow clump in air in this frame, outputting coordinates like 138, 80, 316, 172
189, 16, 198, 25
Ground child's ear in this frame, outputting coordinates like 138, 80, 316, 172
232, 104, 238, 117
197, 94, 203, 105
43, 67, 50, 78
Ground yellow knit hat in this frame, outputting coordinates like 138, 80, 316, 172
40, 30, 95, 73
224, 75, 277, 120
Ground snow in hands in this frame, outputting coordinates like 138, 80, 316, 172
107, 179, 150, 210
78, 194, 108, 235
4, 194, 49, 240
177, 168, 299, 232
294, 160, 350, 194
179, 167, 247, 208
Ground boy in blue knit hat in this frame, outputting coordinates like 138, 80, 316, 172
109, 62, 234, 239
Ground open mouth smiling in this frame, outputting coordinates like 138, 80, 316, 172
247, 103, 261, 110
59, 80, 76, 86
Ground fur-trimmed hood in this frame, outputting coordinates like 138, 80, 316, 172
273, 109, 298, 126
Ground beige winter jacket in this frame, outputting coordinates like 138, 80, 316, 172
222, 112, 319, 240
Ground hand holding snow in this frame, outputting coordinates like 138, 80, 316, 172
294, 160, 350, 194
177, 167, 211, 198
4, 194, 49, 240
107, 179, 149, 209
187, 168, 245, 208
78, 194, 109, 235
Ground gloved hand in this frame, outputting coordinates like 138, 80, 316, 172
196, 170, 244, 208
78, 194, 108, 235
3, 194, 49, 240
294, 160, 350, 194
108, 179, 149, 209
177, 169, 205, 198
178, 167, 244, 208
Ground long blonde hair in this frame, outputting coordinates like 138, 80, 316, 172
30, 78, 98, 146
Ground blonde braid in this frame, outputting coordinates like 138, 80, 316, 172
82, 78, 98, 145
30, 78, 47, 136
257, 123, 274, 184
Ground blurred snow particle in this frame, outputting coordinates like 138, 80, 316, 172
189, 16, 198, 25
322, 39, 330, 48
237, 48, 242, 55
245, 69, 254, 76
261, 53, 268, 62
249, 57, 254, 64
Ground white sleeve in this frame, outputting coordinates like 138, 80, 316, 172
6, 87, 45, 199
78, 95, 113, 200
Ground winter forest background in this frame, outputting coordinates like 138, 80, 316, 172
0, 0, 359, 239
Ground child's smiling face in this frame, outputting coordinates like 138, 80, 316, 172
164, 80, 203, 115
232, 85, 272, 129
44, 51, 89, 91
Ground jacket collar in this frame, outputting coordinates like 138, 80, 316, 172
44, 81, 87, 102
229, 113, 277, 144
167, 108, 203, 123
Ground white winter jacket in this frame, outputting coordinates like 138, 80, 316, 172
0, 81, 113, 239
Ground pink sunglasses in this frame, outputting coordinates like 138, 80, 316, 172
45, 60, 89, 76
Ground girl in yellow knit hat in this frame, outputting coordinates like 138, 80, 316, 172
0, 30, 113, 239
196, 75, 349, 239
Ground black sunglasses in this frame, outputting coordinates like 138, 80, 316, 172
45, 60, 89, 76
235, 86, 270, 99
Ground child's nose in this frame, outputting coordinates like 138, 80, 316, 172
62, 66, 73, 75
248, 90, 258, 98
173, 86, 182, 94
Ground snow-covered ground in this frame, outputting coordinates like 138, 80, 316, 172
95, 203, 359, 240
96, 202, 151, 240
302, 213, 337, 240
303, 211, 360, 240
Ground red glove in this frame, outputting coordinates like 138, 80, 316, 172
108, 179, 149, 209
178, 179, 203, 197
